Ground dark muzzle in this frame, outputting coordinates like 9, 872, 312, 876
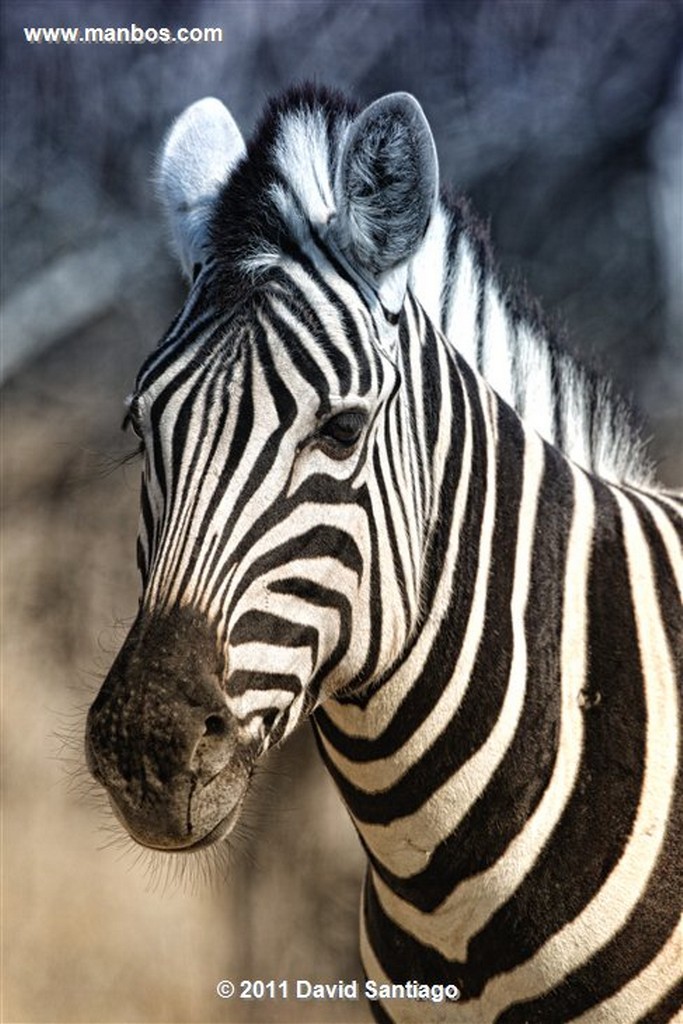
85, 606, 253, 850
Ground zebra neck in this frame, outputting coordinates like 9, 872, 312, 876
314, 332, 567, 886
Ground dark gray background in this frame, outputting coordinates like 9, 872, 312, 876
4, 1, 682, 446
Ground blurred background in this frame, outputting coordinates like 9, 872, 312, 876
1, 2, 681, 1022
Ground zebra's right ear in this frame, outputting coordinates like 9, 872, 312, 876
157, 97, 246, 279
332, 93, 438, 311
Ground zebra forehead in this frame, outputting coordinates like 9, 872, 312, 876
207, 85, 358, 282
272, 109, 338, 229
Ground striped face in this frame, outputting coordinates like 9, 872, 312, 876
139, 267, 414, 728
86, 88, 439, 852
85, 261, 422, 850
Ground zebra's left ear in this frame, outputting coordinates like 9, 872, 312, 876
157, 97, 246, 279
332, 93, 438, 311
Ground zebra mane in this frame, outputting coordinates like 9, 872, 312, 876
207, 84, 654, 488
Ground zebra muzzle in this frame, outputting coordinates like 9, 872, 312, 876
85, 606, 255, 851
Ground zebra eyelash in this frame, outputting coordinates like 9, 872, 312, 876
117, 442, 145, 466
101, 429, 144, 476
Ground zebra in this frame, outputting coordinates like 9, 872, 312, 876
85, 85, 682, 1022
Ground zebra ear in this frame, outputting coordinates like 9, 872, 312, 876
157, 97, 246, 279
333, 93, 438, 310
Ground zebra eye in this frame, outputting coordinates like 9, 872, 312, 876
122, 395, 144, 439
318, 409, 367, 453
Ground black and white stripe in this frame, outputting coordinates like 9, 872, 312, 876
88, 85, 681, 1022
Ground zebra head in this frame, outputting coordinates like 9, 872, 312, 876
86, 87, 439, 852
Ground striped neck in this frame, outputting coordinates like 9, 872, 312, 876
311, 284, 680, 1007
314, 292, 550, 820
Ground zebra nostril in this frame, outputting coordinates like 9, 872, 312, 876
190, 710, 235, 779
204, 713, 228, 738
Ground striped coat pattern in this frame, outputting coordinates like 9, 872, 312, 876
86, 86, 682, 1022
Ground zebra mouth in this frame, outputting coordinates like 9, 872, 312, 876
109, 796, 243, 853
143, 805, 241, 853
182, 812, 236, 850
